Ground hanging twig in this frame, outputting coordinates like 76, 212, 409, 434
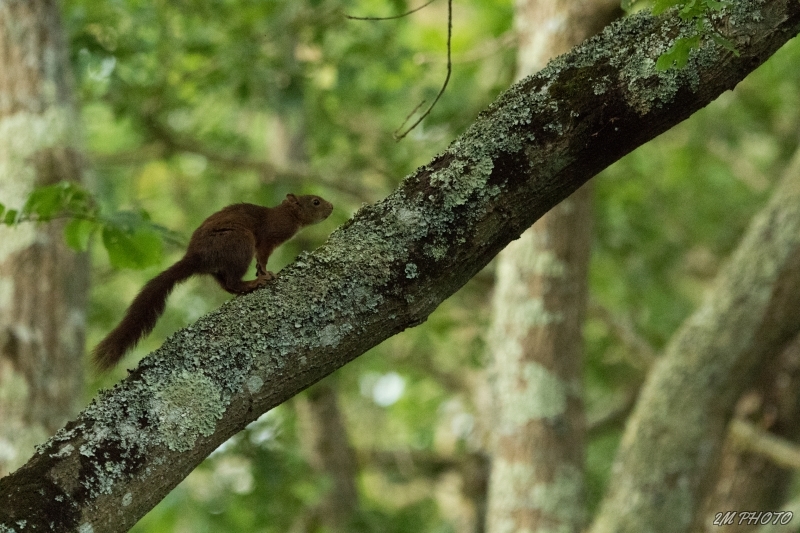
393, 0, 452, 141
346, 0, 453, 141
344, 0, 438, 21
393, 99, 428, 136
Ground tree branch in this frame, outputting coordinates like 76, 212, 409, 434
730, 419, 800, 471
2, 1, 799, 530
589, 301, 658, 368
128, 117, 372, 202
590, 92, 800, 533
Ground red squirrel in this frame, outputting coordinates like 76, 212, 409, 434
93, 193, 333, 371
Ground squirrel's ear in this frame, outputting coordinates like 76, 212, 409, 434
286, 193, 299, 204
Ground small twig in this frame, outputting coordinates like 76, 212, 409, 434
730, 419, 800, 471
392, 99, 428, 136
393, 0, 452, 141
345, 0, 453, 141
589, 301, 658, 369
344, 0, 438, 20
4, 211, 188, 248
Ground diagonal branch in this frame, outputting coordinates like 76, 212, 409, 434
135, 117, 372, 201
2, 1, 799, 531
730, 419, 800, 471
590, 110, 800, 533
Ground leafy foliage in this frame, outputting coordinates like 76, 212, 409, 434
655, 34, 700, 70
100, 212, 165, 269
651, 0, 728, 19
625, 0, 739, 70
22, 181, 93, 222
0, 181, 168, 269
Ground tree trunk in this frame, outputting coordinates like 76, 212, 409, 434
589, 162, 800, 533
1, 2, 799, 530
0, 0, 88, 476
485, 0, 618, 531
295, 382, 360, 531
695, 152, 800, 531
697, 335, 800, 532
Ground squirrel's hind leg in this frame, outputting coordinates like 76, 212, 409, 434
213, 265, 272, 295
213, 271, 270, 294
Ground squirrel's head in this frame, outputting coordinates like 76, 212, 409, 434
285, 194, 333, 225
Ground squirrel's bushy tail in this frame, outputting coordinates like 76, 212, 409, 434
93, 257, 198, 371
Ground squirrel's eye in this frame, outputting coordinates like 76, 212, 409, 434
313, 199, 320, 205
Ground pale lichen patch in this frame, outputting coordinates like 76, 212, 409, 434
530, 464, 586, 523
245, 375, 263, 394
150, 371, 224, 452
496, 362, 569, 433
51, 443, 74, 458
489, 458, 537, 512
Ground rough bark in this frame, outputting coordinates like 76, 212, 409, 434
1, 1, 799, 531
589, 151, 800, 532
0, 0, 88, 475
486, 185, 592, 533
485, 0, 618, 531
689, 149, 800, 531
696, 341, 800, 531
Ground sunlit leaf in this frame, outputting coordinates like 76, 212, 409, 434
652, 0, 682, 15
3, 209, 18, 225
64, 218, 97, 251
101, 223, 163, 269
24, 183, 66, 221
656, 35, 701, 70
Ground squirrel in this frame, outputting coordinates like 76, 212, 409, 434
93, 193, 333, 371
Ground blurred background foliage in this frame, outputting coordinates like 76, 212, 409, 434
53, 0, 800, 530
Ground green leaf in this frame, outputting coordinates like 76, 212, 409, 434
101, 224, 163, 269
652, 0, 682, 15
656, 35, 701, 71
64, 218, 96, 252
0, 203, 4, 219
3, 209, 18, 225
23, 184, 65, 221
104, 210, 149, 233
706, 0, 731, 11
21, 182, 95, 222
63, 186, 93, 214
678, 0, 704, 20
